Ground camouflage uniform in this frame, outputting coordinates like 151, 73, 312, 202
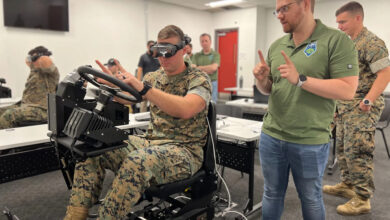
68, 64, 211, 219
336, 27, 390, 199
0, 65, 59, 129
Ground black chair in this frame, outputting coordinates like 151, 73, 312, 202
376, 97, 390, 159
128, 102, 217, 220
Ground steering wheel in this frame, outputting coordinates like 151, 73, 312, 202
77, 65, 143, 103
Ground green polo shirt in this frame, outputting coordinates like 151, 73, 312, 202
262, 19, 358, 145
192, 49, 220, 81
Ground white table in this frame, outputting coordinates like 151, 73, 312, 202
225, 98, 268, 115
224, 87, 253, 100
0, 113, 149, 150
0, 98, 20, 107
0, 113, 263, 216
216, 116, 262, 216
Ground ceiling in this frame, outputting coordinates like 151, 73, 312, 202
153, 0, 337, 12
154, 0, 277, 11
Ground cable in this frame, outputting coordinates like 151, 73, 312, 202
207, 115, 247, 219
222, 210, 248, 220
174, 195, 191, 200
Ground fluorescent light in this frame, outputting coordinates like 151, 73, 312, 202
205, 0, 245, 8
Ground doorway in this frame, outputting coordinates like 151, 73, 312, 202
216, 29, 238, 94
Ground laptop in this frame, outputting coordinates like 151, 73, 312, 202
253, 85, 269, 104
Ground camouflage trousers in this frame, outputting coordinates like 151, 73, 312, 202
0, 103, 47, 129
69, 135, 203, 219
335, 103, 383, 199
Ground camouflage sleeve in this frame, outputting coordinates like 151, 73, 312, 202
38, 64, 58, 75
187, 73, 212, 104
142, 70, 158, 85
366, 39, 390, 73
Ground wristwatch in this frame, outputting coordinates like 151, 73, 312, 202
363, 99, 372, 106
139, 81, 152, 96
296, 74, 307, 87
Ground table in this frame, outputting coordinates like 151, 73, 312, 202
225, 98, 268, 114
0, 97, 20, 107
0, 113, 263, 216
224, 87, 253, 100
216, 116, 262, 216
0, 113, 149, 150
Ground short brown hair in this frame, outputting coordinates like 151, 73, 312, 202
157, 25, 184, 43
297, 0, 315, 13
200, 33, 211, 41
335, 1, 364, 19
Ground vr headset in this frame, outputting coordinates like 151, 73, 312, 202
26, 50, 52, 63
150, 35, 191, 58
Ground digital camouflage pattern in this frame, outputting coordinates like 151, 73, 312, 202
336, 27, 389, 199
0, 65, 59, 129
68, 65, 211, 219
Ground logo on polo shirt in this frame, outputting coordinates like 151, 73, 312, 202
304, 41, 317, 57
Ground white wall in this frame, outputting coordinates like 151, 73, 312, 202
212, 7, 257, 93
0, 0, 213, 98
147, 1, 213, 54
263, 0, 390, 91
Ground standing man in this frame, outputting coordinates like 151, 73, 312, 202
253, 0, 359, 219
184, 43, 193, 65
64, 25, 211, 220
137, 40, 160, 112
323, 1, 390, 216
192, 33, 220, 102
0, 46, 59, 129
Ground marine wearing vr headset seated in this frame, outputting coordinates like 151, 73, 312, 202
0, 46, 59, 129
64, 25, 212, 219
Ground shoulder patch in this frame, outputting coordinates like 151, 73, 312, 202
304, 41, 317, 57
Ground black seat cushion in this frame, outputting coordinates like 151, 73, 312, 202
144, 170, 206, 201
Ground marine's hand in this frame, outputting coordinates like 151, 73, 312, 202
278, 51, 299, 85
253, 50, 270, 82
359, 101, 371, 112
95, 60, 113, 76
95, 59, 115, 86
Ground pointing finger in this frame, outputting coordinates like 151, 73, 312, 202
114, 59, 127, 73
95, 59, 114, 76
281, 50, 292, 65
258, 50, 266, 64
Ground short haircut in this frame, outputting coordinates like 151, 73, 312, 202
157, 25, 185, 43
335, 1, 364, 19
297, 0, 315, 13
147, 40, 155, 46
28, 46, 52, 56
200, 33, 211, 41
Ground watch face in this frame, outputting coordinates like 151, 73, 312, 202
299, 74, 307, 81
364, 99, 370, 105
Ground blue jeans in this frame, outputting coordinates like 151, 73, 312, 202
211, 80, 218, 102
259, 132, 329, 220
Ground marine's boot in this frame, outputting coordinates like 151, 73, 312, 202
63, 206, 88, 220
337, 195, 371, 215
323, 182, 355, 199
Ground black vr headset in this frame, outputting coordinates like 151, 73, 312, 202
150, 35, 191, 58
26, 50, 52, 63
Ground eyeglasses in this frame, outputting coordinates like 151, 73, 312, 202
273, 1, 297, 16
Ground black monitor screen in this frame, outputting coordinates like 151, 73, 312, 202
3, 0, 69, 31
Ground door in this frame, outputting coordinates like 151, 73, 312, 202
217, 29, 238, 93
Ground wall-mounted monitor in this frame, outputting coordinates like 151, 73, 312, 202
3, 0, 69, 31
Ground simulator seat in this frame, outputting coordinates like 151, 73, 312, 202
127, 102, 217, 220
